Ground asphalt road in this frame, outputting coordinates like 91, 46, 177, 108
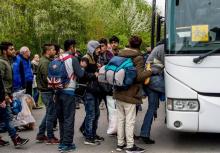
1, 99, 220, 153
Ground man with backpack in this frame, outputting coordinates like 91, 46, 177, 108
113, 36, 152, 153
0, 42, 29, 148
36, 44, 59, 144
53, 39, 85, 152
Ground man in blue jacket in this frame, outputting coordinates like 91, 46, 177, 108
13, 46, 33, 95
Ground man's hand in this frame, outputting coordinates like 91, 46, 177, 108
0, 101, 6, 108
94, 72, 99, 77
5, 96, 12, 104
97, 63, 102, 69
146, 63, 152, 71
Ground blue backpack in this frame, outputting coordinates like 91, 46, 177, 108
105, 56, 137, 89
48, 55, 74, 90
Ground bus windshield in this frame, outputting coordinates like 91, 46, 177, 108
167, 0, 220, 54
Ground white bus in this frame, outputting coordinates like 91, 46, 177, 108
164, 0, 220, 132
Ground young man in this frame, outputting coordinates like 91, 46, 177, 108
80, 40, 104, 145
98, 38, 114, 66
0, 42, 29, 148
36, 44, 59, 144
64, 39, 82, 109
13, 46, 33, 95
109, 36, 120, 56
55, 39, 85, 152
140, 40, 165, 144
113, 36, 152, 153
98, 38, 114, 110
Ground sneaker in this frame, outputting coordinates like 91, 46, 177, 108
95, 135, 104, 142
84, 138, 100, 145
0, 138, 10, 147
140, 136, 155, 144
125, 145, 145, 153
36, 135, 48, 143
58, 143, 65, 151
60, 144, 76, 153
46, 137, 59, 145
116, 144, 126, 152
12, 135, 29, 148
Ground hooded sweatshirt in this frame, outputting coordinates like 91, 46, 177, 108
83, 40, 100, 94
83, 40, 100, 73
147, 44, 165, 75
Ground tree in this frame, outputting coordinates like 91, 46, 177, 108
0, 0, 153, 54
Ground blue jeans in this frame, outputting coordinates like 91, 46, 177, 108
140, 87, 159, 137
55, 91, 75, 145
33, 88, 39, 105
83, 92, 100, 139
37, 92, 56, 139
0, 107, 16, 139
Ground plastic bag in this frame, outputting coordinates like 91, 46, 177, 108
12, 91, 36, 127
107, 96, 117, 135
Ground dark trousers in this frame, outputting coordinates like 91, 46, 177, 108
33, 88, 39, 105
140, 87, 159, 137
37, 92, 56, 139
25, 81, 33, 96
55, 91, 75, 145
0, 107, 16, 139
81, 92, 100, 139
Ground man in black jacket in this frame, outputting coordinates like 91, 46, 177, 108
80, 40, 104, 145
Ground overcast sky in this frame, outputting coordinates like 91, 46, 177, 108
146, 0, 165, 15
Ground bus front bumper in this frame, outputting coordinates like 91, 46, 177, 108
166, 110, 199, 132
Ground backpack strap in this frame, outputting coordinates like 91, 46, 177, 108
59, 55, 74, 61
112, 69, 117, 86
59, 54, 76, 81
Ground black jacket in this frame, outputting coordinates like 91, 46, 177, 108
83, 53, 101, 95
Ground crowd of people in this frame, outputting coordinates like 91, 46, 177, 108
0, 35, 165, 153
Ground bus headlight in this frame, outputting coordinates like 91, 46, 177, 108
167, 99, 199, 112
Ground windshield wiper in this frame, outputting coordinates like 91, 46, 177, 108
193, 48, 220, 64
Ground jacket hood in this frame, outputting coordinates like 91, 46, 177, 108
118, 48, 142, 58
87, 40, 100, 54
